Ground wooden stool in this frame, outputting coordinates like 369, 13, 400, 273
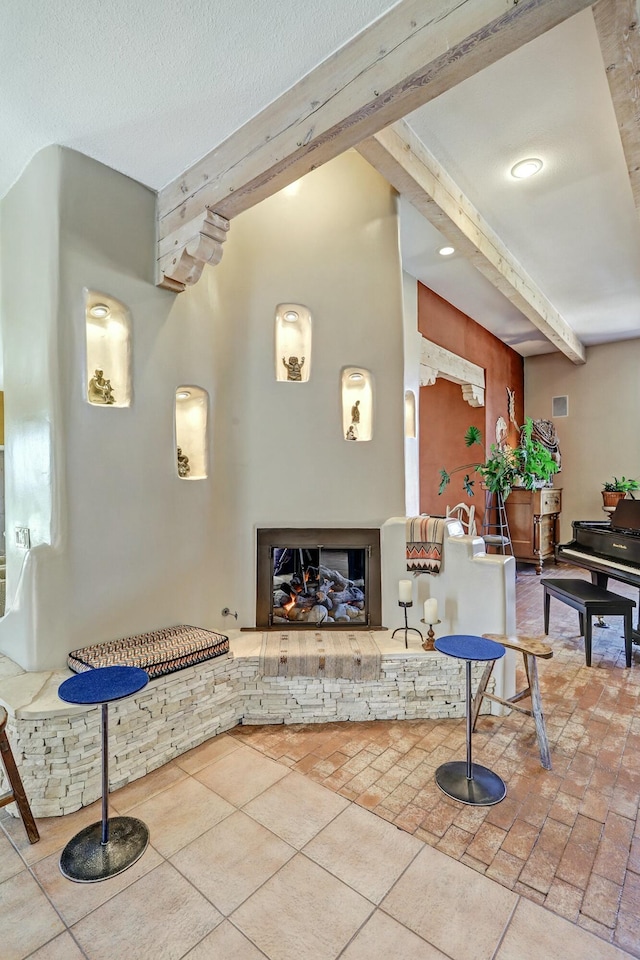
473, 634, 553, 770
0, 706, 39, 843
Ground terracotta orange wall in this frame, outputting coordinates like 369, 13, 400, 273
418, 284, 524, 522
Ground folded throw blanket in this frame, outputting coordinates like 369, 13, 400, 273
406, 516, 447, 574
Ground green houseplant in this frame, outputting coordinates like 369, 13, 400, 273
439, 426, 517, 499
602, 476, 639, 508
514, 417, 559, 490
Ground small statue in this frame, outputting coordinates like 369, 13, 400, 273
351, 400, 360, 424
88, 369, 115, 405
177, 447, 191, 477
345, 424, 358, 441
282, 355, 305, 381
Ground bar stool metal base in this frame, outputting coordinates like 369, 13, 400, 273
60, 816, 149, 883
435, 760, 506, 806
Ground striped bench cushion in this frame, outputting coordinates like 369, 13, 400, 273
68, 624, 229, 680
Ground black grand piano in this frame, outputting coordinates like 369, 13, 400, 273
556, 499, 640, 640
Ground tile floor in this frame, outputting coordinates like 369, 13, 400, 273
0, 564, 638, 959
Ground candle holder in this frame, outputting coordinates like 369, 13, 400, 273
420, 619, 442, 651
392, 601, 424, 649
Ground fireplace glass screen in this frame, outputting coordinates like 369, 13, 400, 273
271, 545, 367, 626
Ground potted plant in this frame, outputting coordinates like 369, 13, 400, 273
439, 426, 517, 499
602, 477, 639, 509
514, 417, 559, 490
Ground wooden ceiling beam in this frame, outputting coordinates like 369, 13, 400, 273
156, 0, 593, 290
592, 0, 640, 214
357, 121, 586, 364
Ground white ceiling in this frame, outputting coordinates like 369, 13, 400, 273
1, 1, 639, 358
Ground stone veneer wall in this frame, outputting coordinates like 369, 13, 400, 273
1, 651, 487, 818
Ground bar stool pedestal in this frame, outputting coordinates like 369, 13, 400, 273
434, 635, 506, 806
58, 665, 149, 882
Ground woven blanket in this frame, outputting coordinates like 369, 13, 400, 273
260, 631, 381, 681
406, 516, 447, 574
68, 624, 229, 680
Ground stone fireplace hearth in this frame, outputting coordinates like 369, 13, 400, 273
256, 528, 382, 629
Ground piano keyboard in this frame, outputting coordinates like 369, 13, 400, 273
558, 547, 640, 579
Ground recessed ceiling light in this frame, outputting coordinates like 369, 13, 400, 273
510, 158, 543, 180
438, 245, 455, 257
349, 372, 363, 382
176, 390, 191, 399
283, 310, 299, 322
89, 303, 110, 319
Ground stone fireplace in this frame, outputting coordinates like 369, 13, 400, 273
256, 528, 382, 629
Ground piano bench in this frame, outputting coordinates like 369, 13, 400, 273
541, 578, 636, 668
475, 634, 553, 769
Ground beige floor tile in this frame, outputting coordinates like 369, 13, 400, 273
1, 800, 104, 864
495, 898, 634, 960
125, 775, 234, 857
110, 760, 188, 812
183, 919, 270, 959
304, 803, 422, 903
175, 732, 241, 774
381, 843, 518, 960
71, 861, 222, 960
32, 842, 163, 925
243, 771, 349, 848
341, 910, 450, 959
23, 931, 86, 959
0, 870, 65, 960
194, 744, 289, 806
232, 853, 373, 960
171, 810, 295, 914
0, 830, 25, 883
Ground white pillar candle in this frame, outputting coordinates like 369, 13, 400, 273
424, 598, 438, 624
399, 579, 412, 603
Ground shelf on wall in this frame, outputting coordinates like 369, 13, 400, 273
274, 303, 312, 382
341, 367, 373, 442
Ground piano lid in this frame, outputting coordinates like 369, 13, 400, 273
610, 498, 640, 534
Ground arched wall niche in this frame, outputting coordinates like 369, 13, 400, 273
84, 290, 132, 407
175, 385, 209, 480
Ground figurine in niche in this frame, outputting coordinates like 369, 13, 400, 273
351, 400, 361, 424
345, 424, 358, 441
282, 355, 305, 381
88, 369, 115, 405
177, 447, 191, 477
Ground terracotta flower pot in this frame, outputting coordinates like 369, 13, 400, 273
602, 491, 626, 508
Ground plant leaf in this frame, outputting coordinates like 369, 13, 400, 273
464, 425, 482, 448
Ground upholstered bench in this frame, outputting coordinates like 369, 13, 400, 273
542, 578, 635, 668
68, 624, 229, 680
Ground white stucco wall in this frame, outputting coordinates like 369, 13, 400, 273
525, 340, 640, 539
0, 148, 406, 669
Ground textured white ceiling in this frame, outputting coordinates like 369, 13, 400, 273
403, 10, 640, 351
0, 0, 397, 197
1, 1, 639, 357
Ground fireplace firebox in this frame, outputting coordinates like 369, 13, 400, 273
256, 528, 382, 629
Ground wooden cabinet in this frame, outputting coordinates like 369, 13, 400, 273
505, 488, 562, 574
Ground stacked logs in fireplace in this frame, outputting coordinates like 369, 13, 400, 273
272, 548, 366, 625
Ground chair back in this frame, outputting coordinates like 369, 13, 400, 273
446, 502, 477, 536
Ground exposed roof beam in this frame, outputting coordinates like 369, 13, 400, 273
592, 0, 640, 214
156, 0, 594, 290
357, 121, 587, 365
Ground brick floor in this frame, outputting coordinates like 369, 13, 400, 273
230, 563, 640, 956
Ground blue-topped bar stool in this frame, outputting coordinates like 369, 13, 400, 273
434, 635, 507, 806
58, 665, 149, 882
